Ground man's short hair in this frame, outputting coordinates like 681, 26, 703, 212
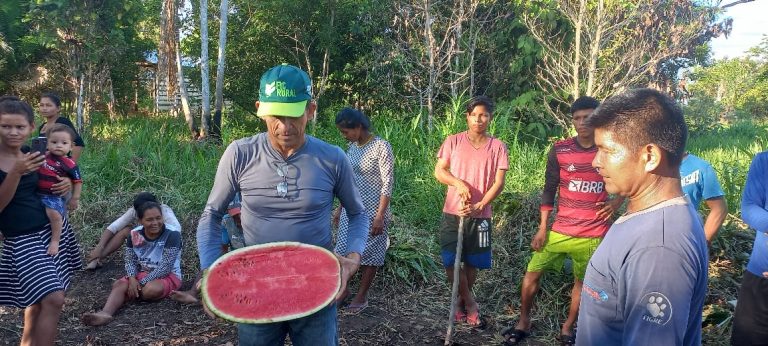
586, 88, 687, 166
46, 123, 76, 141
570, 96, 600, 115
466, 96, 495, 114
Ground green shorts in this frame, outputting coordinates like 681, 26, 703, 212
526, 231, 601, 279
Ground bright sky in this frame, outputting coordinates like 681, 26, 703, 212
710, 0, 768, 59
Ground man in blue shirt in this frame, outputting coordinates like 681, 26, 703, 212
680, 152, 727, 243
577, 88, 708, 345
732, 151, 768, 345
196, 64, 368, 346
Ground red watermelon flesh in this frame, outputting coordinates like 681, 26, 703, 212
202, 242, 341, 323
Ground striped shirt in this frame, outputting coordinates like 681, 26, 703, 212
541, 137, 609, 238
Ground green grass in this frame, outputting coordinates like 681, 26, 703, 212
69, 110, 766, 345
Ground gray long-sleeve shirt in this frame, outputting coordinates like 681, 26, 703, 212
197, 133, 368, 269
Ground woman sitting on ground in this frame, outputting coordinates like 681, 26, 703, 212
82, 201, 183, 326
86, 192, 181, 270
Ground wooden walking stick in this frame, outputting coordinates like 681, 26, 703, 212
445, 216, 465, 345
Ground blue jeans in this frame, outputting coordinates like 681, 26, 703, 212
237, 303, 337, 346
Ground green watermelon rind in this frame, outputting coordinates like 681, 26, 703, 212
201, 241, 341, 324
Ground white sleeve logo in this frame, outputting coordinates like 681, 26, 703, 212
641, 292, 673, 326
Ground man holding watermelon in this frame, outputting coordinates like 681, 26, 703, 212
196, 63, 368, 346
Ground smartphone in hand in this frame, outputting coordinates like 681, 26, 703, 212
31, 137, 47, 154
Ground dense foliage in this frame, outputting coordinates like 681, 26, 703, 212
1, 0, 739, 135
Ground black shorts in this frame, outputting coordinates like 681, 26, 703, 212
439, 213, 492, 269
732, 270, 768, 346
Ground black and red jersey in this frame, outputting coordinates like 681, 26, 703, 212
541, 137, 609, 238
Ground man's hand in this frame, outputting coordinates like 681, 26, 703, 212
335, 252, 361, 302
595, 197, 624, 221
531, 227, 548, 251
371, 215, 385, 235
12, 152, 45, 175
51, 176, 72, 196
453, 181, 471, 204
197, 273, 220, 319
127, 277, 141, 299
457, 201, 485, 217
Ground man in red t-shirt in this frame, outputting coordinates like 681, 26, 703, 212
435, 96, 509, 327
502, 96, 623, 345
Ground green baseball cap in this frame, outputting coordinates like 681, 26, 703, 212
257, 63, 313, 117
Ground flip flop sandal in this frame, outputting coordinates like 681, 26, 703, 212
556, 333, 576, 346
466, 309, 487, 329
454, 310, 467, 323
345, 300, 369, 314
500, 325, 530, 345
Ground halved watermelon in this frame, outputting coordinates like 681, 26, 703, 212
201, 242, 341, 323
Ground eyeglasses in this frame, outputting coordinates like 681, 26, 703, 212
276, 165, 288, 198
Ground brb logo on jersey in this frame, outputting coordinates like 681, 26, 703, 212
568, 179, 604, 194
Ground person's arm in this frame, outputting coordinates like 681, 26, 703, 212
67, 181, 82, 210
107, 208, 137, 234
620, 247, 700, 344
699, 162, 727, 242
0, 152, 45, 211
197, 142, 240, 269
124, 235, 140, 278
139, 231, 181, 285
124, 235, 141, 298
335, 149, 368, 256
533, 147, 559, 250
371, 141, 395, 235
470, 168, 507, 216
434, 137, 470, 202
333, 149, 365, 300
65, 118, 85, 162
161, 205, 182, 232
742, 153, 768, 233
703, 197, 727, 242
434, 158, 470, 203
70, 146, 83, 162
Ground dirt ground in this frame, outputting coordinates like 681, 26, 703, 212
0, 254, 569, 346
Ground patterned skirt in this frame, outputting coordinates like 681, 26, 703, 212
0, 219, 82, 308
335, 212, 390, 267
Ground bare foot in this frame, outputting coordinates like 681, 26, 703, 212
514, 316, 532, 332
84, 259, 102, 271
82, 312, 113, 326
169, 290, 199, 304
336, 288, 350, 305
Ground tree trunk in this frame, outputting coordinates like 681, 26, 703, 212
108, 76, 116, 120
212, 0, 228, 142
572, 0, 586, 100
199, 0, 211, 139
76, 73, 85, 133
177, 34, 196, 138
425, 0, 435, 131
586, 0, 604, 97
